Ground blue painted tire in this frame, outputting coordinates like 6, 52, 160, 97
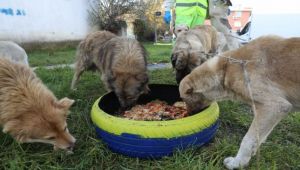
91, 84, 219, 158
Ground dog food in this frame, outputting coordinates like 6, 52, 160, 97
123, 100, 188, 121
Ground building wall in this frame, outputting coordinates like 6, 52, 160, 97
251, 13, 300, 39
0, 0, 91, 43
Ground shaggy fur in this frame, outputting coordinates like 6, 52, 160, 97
0, 58, 75, 151
171, 25, 226, 83
179, 35, 300, 169
0, 41, 29, 66
71, 31, 149, 108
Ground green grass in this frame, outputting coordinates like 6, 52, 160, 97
143, 42, 173, 63
27, 42, 172, 67
0, 48, 300, 169
28, 47, 76, 67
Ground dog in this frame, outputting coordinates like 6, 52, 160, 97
208, 0, 241, 50
71, 31, 149, 109
179, 35, 300, 169
0, 58, 75, 151
171, 25, 226, 83
173, 24, 189, 37
0, 41, 29, 66
71, 31, 117, 90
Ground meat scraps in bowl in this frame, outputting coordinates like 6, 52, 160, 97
122, 100, 188, 121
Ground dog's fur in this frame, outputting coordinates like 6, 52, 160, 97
71, 31, 149, 108
0, 58, 75, 151
179, 35, 300, 169
171, 25, 226, 83
0, 41, 29, 66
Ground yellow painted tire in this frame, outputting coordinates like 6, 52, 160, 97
91, 84, 219, 158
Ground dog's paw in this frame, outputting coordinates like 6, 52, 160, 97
223, 157, 240, 170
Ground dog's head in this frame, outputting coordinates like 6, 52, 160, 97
171, 50, 212, 83
179, 58, 225, 114
179, 75, 212, 114
108, 72, 149, 109
2, 97, 76, 151
174, 25, 189, 37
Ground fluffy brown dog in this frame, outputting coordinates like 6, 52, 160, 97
179, 35, 300, 169
171, 25, 226, 83
0, 58, 76, 151
71, 31, 149, 109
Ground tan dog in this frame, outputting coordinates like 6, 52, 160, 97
71, 31, 149, 109
171, 25, 226, 83
0, 58, 76, 151
208, 0, 241, 50
173, 24, 189, 37
179, 35, 300, 169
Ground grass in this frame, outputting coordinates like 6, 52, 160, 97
143, 42, 173, 63
0, 46, 300, 169
28, 47, 76, 67
28, 42, 172, 67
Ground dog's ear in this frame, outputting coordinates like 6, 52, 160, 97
57, 97, 75, 110
136, 73, 150, 94
171, 53, 177, 68
175, 51, 188, 70
189, 51, 204, 67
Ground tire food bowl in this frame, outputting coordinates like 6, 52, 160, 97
91, 84, 219, 158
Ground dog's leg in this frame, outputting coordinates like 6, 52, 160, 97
224, 99, 292, 169
71, 61, 86, 90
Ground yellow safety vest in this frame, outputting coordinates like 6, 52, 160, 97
175, 0, 208, 28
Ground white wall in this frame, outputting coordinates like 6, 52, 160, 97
231, 0, 300, 39
0, 0, 91, 43
250, 13, 300, 39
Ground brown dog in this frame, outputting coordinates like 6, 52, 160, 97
171, 25, 226, 83
71, 31, 149, 109
0, 58, 76, 151
179, 35, 300, 169
71, 31, 116, 89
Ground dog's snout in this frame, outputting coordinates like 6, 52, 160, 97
67, 142, 75, 150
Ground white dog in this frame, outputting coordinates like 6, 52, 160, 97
0, 41, 29, 66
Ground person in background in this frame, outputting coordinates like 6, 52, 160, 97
164, 0, 240, 50
163, 0, 208, 36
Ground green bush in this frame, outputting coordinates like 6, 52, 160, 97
133, 19, 146, 41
